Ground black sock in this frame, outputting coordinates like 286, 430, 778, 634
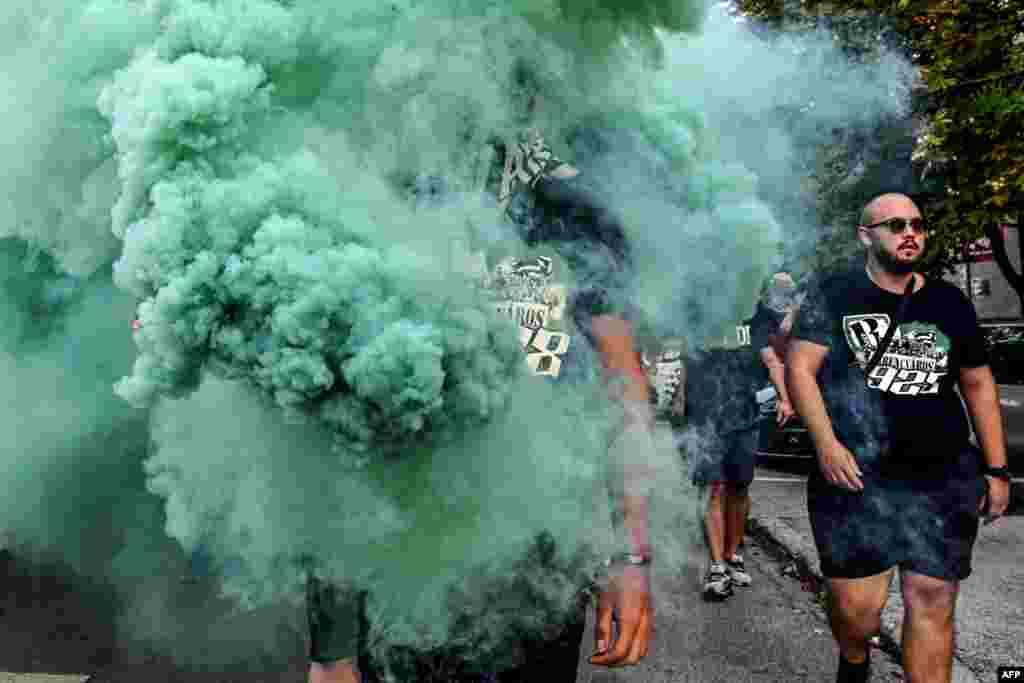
836, 649, 870, 683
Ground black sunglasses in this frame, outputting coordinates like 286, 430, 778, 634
861, 216, 927, 235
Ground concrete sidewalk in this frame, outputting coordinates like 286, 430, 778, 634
748, 482, 984, 683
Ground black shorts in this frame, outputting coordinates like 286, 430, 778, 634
307, 576, 586, 682
807, 448, 986, 582
690, 425, 758, 487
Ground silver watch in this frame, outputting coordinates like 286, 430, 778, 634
605, 552, 652, 567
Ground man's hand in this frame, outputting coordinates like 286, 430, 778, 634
776, 399, 795, 427
980, 476, 1011, 523
590, 565, 653, 667
816, 438, 863, 492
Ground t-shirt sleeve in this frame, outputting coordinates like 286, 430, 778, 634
532, 173, 633, 328
790, 276, 838, 350
948, 286, 988, 368
749, 307, 781, 353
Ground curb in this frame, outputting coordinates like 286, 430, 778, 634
747, 513, 982, 683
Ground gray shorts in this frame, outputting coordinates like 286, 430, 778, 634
690, 425, 758, 487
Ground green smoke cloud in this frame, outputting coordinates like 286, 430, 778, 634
0, 0, 916, 674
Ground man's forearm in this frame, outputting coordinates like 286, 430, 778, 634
962, 381, 1008, 468
767, 363, 790, 405
786, 365, 837, 451
610, 404, 654, 556
761, 348, 790, 404
589, 315, 654, 557
620, 493, 652, 556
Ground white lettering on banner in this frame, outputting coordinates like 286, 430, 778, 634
867, 366, 941, 395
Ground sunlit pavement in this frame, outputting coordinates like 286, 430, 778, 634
750, 456, 1024, 683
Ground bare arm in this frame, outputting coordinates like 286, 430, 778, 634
588, 313, 653, 668
760, 346, 789, 401
959, 364, 1010, 519
786, 339, 863, 491
590, 314, 653, 554
959, 365, 1008, 468
760, 345, 793, 425
785, 340, 834, 450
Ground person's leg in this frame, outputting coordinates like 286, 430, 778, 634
722, 428, 757, 586
693, 431, 731, 599
723, 483, 750, 559
701, 481, 732, 599
704, 481, 727, 564
808, 470, 902, 682
307, 577, 366, 683
309, 660, 361, 683
827, 569, 894, 674
722, 482, 752, 586
900, 571, 958, 683
894, 447, 985, 683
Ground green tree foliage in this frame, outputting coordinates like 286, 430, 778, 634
736, 0, 1024, 298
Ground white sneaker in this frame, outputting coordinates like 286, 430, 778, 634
703, 562, 733, 600
725, 554, 752, 587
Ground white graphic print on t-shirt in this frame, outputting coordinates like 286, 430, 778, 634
843, 314, 950, 396
485, 254, 572, 378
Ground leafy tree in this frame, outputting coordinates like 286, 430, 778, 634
735, 0, 1024, 309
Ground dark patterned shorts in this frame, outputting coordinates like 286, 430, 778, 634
807, 447, 986, 581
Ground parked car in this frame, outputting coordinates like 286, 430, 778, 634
982, 323, 1024, 477
754, 386, 814, 460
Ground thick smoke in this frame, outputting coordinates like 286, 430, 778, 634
0, 0, 915, 675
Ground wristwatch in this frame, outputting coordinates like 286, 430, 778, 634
605, 552, 652, 568
983, 465, 1012, 482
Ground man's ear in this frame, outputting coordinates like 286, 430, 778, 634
856, 226, 872, 249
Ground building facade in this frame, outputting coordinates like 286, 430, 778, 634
944, 223, 1022, 323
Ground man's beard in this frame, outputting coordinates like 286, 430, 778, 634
874, 243, 918, 275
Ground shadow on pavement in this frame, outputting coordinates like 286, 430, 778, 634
0, 549, 309, 682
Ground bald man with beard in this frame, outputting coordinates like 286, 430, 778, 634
786, 193, 1011, 683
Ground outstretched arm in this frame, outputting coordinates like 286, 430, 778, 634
587, 314, 654, 668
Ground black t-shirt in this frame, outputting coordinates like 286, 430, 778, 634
477, 151, 632, 384
684, 347, 762, 434
791, 267, 988, 468
748, 303, 786, 387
